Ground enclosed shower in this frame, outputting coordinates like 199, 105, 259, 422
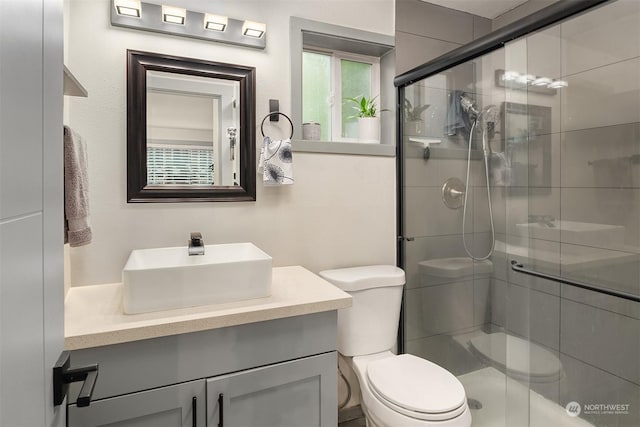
396, 1, 640, 426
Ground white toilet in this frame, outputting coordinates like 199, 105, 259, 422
320, 265, 472, 427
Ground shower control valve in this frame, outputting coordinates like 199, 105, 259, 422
442, 177, 466, 210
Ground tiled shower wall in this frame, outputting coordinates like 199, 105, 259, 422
395, 0, 491, 75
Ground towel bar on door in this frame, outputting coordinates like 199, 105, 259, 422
510, 260, 640, 303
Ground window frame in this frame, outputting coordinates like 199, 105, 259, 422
290, 17, 396, 157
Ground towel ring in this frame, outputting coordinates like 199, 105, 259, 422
260, 112, 294, 139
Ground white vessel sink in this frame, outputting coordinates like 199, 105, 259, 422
122, 243, 272, 314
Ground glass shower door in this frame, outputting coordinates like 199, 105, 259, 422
400, 2, 640, 426
400, 47, 518, 426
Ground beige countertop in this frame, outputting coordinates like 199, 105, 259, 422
65, 265, 351, 350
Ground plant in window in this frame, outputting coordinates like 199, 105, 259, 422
403, 99, 431, 135
346, 95, 385, 118
403, 99, 430, 122
345, 95, 387, 143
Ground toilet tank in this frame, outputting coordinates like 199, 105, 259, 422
319, 265, 405, 356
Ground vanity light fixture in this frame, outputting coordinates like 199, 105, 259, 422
242, 20, 266, 38
532, 77, 552, 86
110, 0, 266, 49
162, 5, 186, 24
204, 13, 228, 32
114, 0, 141, 17
516, 74, 536, 84
548, 79, 568, 89
503, 70, 520, 81
495, 69, 560, 95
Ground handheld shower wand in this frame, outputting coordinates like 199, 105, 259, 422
459, 94, 496, 261
460, 93, 480, 118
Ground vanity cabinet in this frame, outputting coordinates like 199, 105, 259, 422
66, 311, 338, 427
68, 380, 206, 427
207, 354, 334, 427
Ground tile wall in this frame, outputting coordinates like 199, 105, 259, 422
395, 0, 491, 75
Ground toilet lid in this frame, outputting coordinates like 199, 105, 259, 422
367, 354, 467, 420
469, 333, 562, 380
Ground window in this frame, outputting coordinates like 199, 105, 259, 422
147, 145, 214, 185
302, 49, 379, 142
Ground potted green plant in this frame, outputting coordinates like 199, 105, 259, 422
346, 95, 386, 143
403, 99, 430, 136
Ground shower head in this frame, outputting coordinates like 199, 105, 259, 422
480, 104, 498, 118
479, 105, 499, 129
460, 93, 480, 119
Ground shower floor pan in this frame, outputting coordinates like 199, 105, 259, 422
459, 367, 593, 427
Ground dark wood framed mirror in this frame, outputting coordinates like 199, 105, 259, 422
127, 50, 256, 202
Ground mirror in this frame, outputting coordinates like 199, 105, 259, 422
127, 50, 256, 202
502, 102, 552, 195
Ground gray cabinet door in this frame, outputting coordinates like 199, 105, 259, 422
68, 380, 206, 427
206, 352, 337, 427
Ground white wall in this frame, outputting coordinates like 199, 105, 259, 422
65, 0, 396, 286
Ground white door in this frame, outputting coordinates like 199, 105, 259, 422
0, 0, 65, 426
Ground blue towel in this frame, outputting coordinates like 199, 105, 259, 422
444, 90, 472, 137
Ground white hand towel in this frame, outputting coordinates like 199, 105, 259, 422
258, 136, 294, 185
64, 126, 92, 246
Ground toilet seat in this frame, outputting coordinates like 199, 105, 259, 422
366, 354, 468, 421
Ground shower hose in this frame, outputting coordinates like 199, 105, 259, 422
462, 119, 496, 261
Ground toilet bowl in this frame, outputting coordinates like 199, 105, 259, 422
319, 265, 471, 427
353, 352, 471, 427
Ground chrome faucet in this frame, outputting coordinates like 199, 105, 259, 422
188, 232, 205, 256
